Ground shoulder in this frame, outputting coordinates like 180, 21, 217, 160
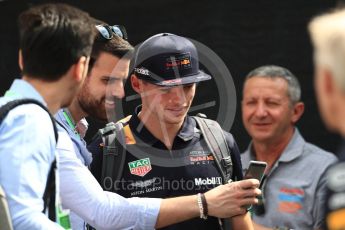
0, 99, 56, 164
221, 130, 241, 156
191, 115, 237, 147
303, 142, 338, 166
1, 102, 54, 135
0, 98, 51, 121
56, 128, 74, 151
222, 130, 244, 179
222, 131, 236, 147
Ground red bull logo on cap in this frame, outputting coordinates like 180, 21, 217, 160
165, 52, 192, 70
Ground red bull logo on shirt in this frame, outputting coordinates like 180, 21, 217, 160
128, 158, 152, 177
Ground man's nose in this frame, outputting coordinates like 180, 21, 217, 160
170, 86, 186, 104
111, 81, 125, 99
254, 102, 268, 117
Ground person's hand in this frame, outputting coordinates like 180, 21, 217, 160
204, 179, 261, 218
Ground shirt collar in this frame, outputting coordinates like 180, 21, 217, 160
243, 128, 305, 164
177, 116, 196, 141
7, 79, 46, 105
129, 105, 196, 146
276, 129, 305, 163
55, 109, 92, 165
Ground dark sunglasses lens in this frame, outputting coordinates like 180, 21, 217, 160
111, 26, 123, 38
95, 25, 112, 39
111, 25, 128, 40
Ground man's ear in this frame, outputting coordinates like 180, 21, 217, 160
291, 102, 305, 124
74, 56, 89, 83
131, 74, 141, 93
18, 49, 23, 71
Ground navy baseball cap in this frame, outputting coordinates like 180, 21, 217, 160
133, 33, 211, 86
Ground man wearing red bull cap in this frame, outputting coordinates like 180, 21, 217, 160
90, 33, 257, 229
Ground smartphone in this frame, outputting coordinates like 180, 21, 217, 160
243, 161, 267, 210
244, 160, 267, 183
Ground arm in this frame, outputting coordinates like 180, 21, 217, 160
156, 179, 260, 228
155, 195, 199, 228
58, 130, 161, 230
0, 105, 63, 230
231, 213, 254, 230
59, 132, 261, 230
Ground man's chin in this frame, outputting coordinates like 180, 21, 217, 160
250, 131, 273, 142
164, 116, 185, 125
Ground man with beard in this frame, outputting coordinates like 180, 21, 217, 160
55, 26, 261, 229
309, 8, 345, 230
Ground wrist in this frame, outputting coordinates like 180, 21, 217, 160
197, 193, 208, 219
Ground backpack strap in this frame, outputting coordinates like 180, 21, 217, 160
42, 160, 56, 221
193, 114, 234, 230
0, 99, 58, 142
99, 122, 126, 192
193, 114, 233, 183
0, 98, 58, 221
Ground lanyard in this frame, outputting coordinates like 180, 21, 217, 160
62, 109, 80, 138
4, 90, 17, 97
62, 109, 75, 130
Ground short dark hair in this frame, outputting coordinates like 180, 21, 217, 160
18, 3, 96, 81
89, 19, 134, 71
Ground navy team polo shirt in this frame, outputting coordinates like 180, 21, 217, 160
89, 110, 243, 230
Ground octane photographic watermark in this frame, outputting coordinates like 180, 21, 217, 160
106, 36, 237, 168
103, 176, 224, 194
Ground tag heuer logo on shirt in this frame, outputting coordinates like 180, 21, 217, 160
128, 158, 152, 177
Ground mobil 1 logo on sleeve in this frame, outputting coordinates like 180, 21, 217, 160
128, 158, 152, 177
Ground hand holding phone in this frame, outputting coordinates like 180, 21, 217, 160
244, 160, 267, 183
243, 161, 267, 210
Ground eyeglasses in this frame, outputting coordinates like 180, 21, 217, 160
95, 24, 128, 40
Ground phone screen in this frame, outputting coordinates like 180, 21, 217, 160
244, 161, 267, 182
243, 161, 267, 210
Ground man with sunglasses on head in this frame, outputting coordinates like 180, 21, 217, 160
55, 21, 133, 229
55, 24, 261, 229
89, 32, 260, 230
241, 65, 337, 230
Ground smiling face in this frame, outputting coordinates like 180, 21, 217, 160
131, 75, 196, 126
242, 77, 302, 144
77, 52, 129, 121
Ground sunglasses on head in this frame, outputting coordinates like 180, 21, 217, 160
95, 24, 128, 40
